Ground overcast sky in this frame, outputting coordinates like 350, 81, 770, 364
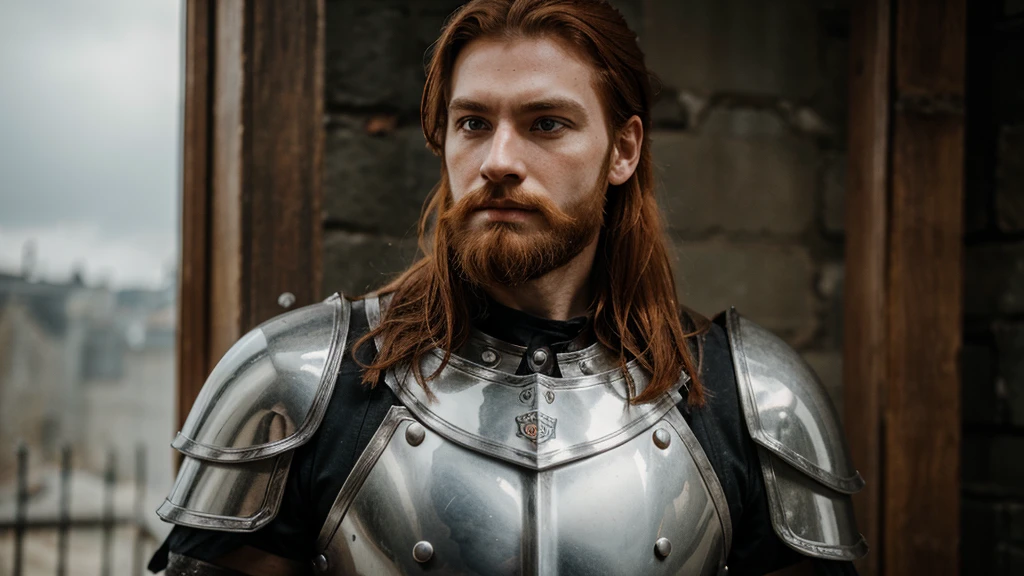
0, 0, 182, 288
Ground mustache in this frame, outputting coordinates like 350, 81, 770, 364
441, 183, 574, 227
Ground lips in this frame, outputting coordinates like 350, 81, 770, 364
474, 200, 538, 212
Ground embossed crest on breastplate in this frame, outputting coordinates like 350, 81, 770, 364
515, 410, 556, 444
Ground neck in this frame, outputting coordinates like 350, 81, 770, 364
483, 238, 598, 321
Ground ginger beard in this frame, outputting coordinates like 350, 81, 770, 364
441, 168, 608, 288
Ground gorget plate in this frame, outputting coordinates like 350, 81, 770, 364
365, 293, 690, 471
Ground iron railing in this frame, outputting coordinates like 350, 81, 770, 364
2, 442, 157, 576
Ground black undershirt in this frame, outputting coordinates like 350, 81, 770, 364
149, 299, 857, 576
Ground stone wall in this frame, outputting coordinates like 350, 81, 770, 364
961, 1, 1024, 573
321, 0, 850, 406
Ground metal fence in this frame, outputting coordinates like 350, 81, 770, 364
2, 443, 156, 576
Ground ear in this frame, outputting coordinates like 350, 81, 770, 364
607, 115, 643, 186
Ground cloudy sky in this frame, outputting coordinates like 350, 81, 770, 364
0, 0, 182, 288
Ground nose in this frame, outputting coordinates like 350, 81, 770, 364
479, 124, 526, 185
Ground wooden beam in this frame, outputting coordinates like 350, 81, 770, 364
177, 0, 213, 434
885, 0, 965, 573
177, 0, 325, 431
844, 0, 965, 573
247, 0, 325, 330
843, 1, 890, 574
208, 0, 247, 364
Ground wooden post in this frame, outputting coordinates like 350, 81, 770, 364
844, 0, 965, 574
177, 0, 325, 431
843, 0, 890, 574
886, 0, 965, 573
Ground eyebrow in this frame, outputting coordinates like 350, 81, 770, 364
448, 97, 589, 120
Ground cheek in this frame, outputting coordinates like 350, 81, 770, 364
445, 143, 481, 196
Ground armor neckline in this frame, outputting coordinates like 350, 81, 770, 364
367, 291, 622, 379
366, 294, 690, 471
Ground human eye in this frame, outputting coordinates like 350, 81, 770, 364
457, 117, 490, 132
532, 117, 568, 133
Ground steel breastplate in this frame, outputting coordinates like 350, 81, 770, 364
312, 297, 732, 575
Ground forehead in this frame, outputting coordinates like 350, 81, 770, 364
449, 35, 602, 114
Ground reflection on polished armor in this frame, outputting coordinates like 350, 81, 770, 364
157, 294, 351, 531
726, 309, 867, 560
157, 294, 866, 574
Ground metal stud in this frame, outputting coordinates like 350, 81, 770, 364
653, 428, 671, 450
405, 423, 425, 446
654, 537, 672, 559
531, 348, 549, 365
312, 553, 329, 572
481, 348, 498, 365
412, 540, 434, 563
577, 359, 592, 375
545, 390, 555, 404
277, 292, 296, 309
519, 388, 535, 405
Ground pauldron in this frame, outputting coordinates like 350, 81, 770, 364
157, 294, 350, 531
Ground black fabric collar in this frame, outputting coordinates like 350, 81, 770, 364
471, 296, 592, 377
471, 297, 590, 352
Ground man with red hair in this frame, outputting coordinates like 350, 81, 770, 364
151, 1, 866, 574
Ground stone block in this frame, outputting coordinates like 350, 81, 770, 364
962, 343, 999, 425
962, 499, 997, 575
322, 230, 419, 296
965, 242, 1024, 318
962, 500, 1024, 574
652, 111, 818, 237
994, 322, 1024, 426
821, 153, 846, 235
325, 0, 465, 110
963, 434, 1024, 497
994, 20, 1024, 125
672, 240, 816, 344
816, 260, 845, 350
323, 123, 440, 237
997, 545, 1024, 576
802, 351, 843, 417
997, 125, 1024, 232
814, 25, 850, 145
642, 0, 819, 99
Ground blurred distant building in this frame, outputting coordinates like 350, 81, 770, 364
0, 270, 176, 497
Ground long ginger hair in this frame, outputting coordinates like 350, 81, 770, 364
352, 0, 708, 405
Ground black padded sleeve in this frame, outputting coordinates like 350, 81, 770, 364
148, 299, 400, 572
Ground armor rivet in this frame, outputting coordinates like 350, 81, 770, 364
481, 348, 498, 365
545, 390, 555, 404
653, 428, 671, 450
721, 566, 729, 575
532, 348, 549, 365
519, 389, 535, 405
412, 540, 434, 563
277, 292, 296, 309
311, 553, 329, 571
405, 423, 425, 446
654, 537, 672, 559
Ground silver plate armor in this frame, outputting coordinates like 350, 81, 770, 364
155, 291, 867, 571
157, 294, 351, 531
726, 308, 868, 560
308, 296, 732, 575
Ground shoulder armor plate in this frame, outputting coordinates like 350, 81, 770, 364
726, 308, 867, 560
157, 294, 351, 532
